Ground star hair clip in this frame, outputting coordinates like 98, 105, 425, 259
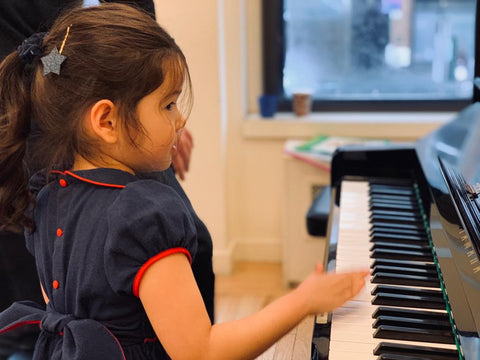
41, 24, 72, 76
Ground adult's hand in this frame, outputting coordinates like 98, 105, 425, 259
172, 128, 194, 181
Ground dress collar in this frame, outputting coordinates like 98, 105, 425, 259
52, 168, 138, 188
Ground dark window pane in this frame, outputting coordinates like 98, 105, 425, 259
283, 0, 476, 102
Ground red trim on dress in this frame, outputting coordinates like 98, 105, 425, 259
103, 326, 127, 360
64, 170, 126, 189
144, 336, 158, 343
133, 247, 192, 297
49, 170, 126, 188
0, 320, 41, 336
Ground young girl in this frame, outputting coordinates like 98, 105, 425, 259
0, 4, 368, 359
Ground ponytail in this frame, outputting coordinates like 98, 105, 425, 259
0, 51, 35, 231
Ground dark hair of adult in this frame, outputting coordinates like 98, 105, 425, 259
0, 3, 192, 231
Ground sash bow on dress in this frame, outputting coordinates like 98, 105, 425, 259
0, 301, 125, 359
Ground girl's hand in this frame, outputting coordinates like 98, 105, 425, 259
172, 128, 193, 180
296, 263, 369, 314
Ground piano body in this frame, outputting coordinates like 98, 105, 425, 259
316, 103, 480, 359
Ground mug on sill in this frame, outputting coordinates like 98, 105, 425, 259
258, 94, 278, 118
293, 93, 312, 116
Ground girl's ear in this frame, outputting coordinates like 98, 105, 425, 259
88, 99, 119, 144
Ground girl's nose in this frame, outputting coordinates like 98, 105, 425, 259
176, 116, 187, 131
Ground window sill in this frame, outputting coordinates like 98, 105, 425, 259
242, 111, 458, 140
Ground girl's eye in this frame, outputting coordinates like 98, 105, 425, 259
166, 102, 176, 111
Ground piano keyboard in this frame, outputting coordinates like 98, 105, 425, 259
328, 180, 460, 360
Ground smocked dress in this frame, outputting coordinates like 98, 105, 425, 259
0, 168, 200, 359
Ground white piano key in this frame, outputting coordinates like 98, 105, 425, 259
329, 341, 376, 360
331, 327, 457, 349
328, 180, 458, 360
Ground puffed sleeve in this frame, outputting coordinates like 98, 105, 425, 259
104, 180, 197, 296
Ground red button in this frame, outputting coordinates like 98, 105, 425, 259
56, 228, 63, 237
59, 179, 67, 187
53, 280, 59, 289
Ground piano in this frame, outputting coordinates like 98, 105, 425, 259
313, 102, 480, 359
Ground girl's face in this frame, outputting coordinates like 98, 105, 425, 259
121, 76, 186, 173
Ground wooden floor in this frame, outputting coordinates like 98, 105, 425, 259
215, 261, 289, 323
214, 262, 315, 360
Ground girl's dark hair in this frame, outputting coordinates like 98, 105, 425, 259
0, 3, 192, 231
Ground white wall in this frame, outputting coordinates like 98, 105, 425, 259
154, 0, 230, 272
154, 0, 457, 275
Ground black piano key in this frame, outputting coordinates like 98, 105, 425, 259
369, 178, 414, 186
373, 342, 458, 360
370, 259, 436, 270
370, 185, 415, 196
370, 189, 415, 197
369, 181, 414, 188
370, 242, 431, 252
374, 343, 458, 360
371, 284, 444, 298
370, 223, 427, 236
369, 180, 413, 186
372, 293, 443, 309
371, 286, 446, 310
370, 197, 418, 205
371, 232, 428, 244
370, 248, 433, 262
370, 202, 419, 212
371, 272, 440, 288
369, 193, 417, 201
369, 229, 430, 244
372, 307, 450, 322
370, 209, 422, 219
377, 354, 437, 360
371, 265, 438, 278
370, 222, 425, 232
373, 325, 455, 344
370, 243, 432, 255
371, 214, 424, 225
373, 316, 452, 331
370, 200, 419, 210
377, 352, 457, 360
369, 193, 416, 201
371, 240, 429, 249
368, 194, 418, 202
370, 195, 416, 200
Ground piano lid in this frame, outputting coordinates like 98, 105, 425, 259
416, 102, 480, 193
414, 105, 480, 359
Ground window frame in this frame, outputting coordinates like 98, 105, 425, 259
262, 0, 475, 113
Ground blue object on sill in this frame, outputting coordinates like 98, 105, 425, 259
258, 94, 278, 118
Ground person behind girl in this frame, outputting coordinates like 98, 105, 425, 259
0, 4, 368, 359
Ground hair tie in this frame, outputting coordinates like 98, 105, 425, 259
17, 32, 48, 64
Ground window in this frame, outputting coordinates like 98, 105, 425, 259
263, 0, 477, 112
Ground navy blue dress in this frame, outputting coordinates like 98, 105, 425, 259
0, 168, 202, 359
139, 168, 214, 323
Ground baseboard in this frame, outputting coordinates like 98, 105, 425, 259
212, 241, 235, 275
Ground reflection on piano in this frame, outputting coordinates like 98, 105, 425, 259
315, 103, 480, 359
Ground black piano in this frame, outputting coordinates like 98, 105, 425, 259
307, 0, 480, 356
313, 103, 480, 359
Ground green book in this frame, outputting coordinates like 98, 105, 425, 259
295, 135, 390, 155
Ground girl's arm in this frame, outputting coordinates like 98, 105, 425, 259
139, 253, 367, 360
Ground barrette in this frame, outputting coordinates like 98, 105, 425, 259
41, 24, 72, 76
